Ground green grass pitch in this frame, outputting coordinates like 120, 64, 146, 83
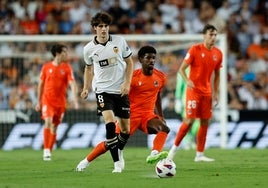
0, 148, 268, 188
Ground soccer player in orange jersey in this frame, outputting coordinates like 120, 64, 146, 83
35, 44, 78, 161
76, 45, 170, 172
168, 24, 223, 162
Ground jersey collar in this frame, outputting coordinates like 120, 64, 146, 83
93, 35, 112, 46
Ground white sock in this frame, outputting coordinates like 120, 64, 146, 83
118, 149, 123, 156
150, 150, 159, 156
196, 152, 204, 157
167, 145, 177, 160
82, 158, 89, 164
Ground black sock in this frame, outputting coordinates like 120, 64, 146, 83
106, 122, 119, 162
118, 132, 130, 150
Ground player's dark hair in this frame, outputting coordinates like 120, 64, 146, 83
138, 45, 157, 58
91, 11, 113, 27
51, 44, 67, 57
202, 24, 217, 34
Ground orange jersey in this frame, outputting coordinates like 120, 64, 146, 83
40, 62, 74, 107
129, 69, 166, 118
184, 43, 222, 95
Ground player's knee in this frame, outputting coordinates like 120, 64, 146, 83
184, 118, 195, 126
161, 125, 170, 133
120, 128, 130, 134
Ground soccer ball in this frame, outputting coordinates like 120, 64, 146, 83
155, 158, 176, 178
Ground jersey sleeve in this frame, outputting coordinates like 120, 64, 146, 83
83, 44, 93, 66
216, 49, 223, 70
121, 38, 132, 58
184, 45, 195, 65
66, 63, 75, 81
39, 64, 46, 81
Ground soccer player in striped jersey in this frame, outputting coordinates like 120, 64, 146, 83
80, 11, 134, 173
168, 24, 223, 162
35, 44, 79, 161
76, 45, 170, 172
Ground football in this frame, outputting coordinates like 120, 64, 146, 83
155, 158, 176, 178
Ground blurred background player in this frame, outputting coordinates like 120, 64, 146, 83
174, 71, 199, 150
80, 11, 134, 173
35, 43, 78, 161
168, 24, 222, 162
76, 45, 170, 172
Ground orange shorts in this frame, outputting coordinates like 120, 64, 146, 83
116, 112, 158, 135
185, 89, 212, 119
41, 104, 65, 126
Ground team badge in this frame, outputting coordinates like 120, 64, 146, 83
100, 103, 104, 108
138, 81, 142, 86
154, 80, 159, 87
213, 55, 217, 61
113, 47, 119, 54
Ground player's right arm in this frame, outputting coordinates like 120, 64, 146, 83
179, 60, 194, 89
81, 64, 93, 99
35, 80, 44, 112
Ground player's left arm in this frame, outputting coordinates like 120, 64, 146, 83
35, 79, 44, 112
69, 80, 79, 109
121, 56, 134, 96
213, 69, 220, 106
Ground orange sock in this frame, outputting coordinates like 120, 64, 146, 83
152, 131, 168, 151
174, 123, 191, 146
196, 125, 208, 152
43, 128, 50, 149
86, 141, 108, 162
49, 133, 57, 151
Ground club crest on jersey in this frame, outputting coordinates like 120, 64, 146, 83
213, 55, 217, 61
138, 81, 142, 86
201, 53, 205, 58
100, 102, 104, 108
113, 47, 119, 54
154, 80, 159, 87
60, 69, 65, 75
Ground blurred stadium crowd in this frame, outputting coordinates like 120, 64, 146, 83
0, 0, 268, 113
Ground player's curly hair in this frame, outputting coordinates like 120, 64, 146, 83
138, 45, 157, 58
91, 11, 113, 27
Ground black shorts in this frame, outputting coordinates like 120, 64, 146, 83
95, 92, 130, 119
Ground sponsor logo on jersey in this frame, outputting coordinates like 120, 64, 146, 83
99, 59, 109, 67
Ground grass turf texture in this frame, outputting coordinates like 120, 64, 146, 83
0, 148, 268, 188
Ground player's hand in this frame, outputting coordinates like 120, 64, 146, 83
73, 101, 79, 109
35, 103, 41, 112
120, 82, 130, 96
186, 80, 194, 89
80, 90, 89, 99
213, 93, 219, 107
